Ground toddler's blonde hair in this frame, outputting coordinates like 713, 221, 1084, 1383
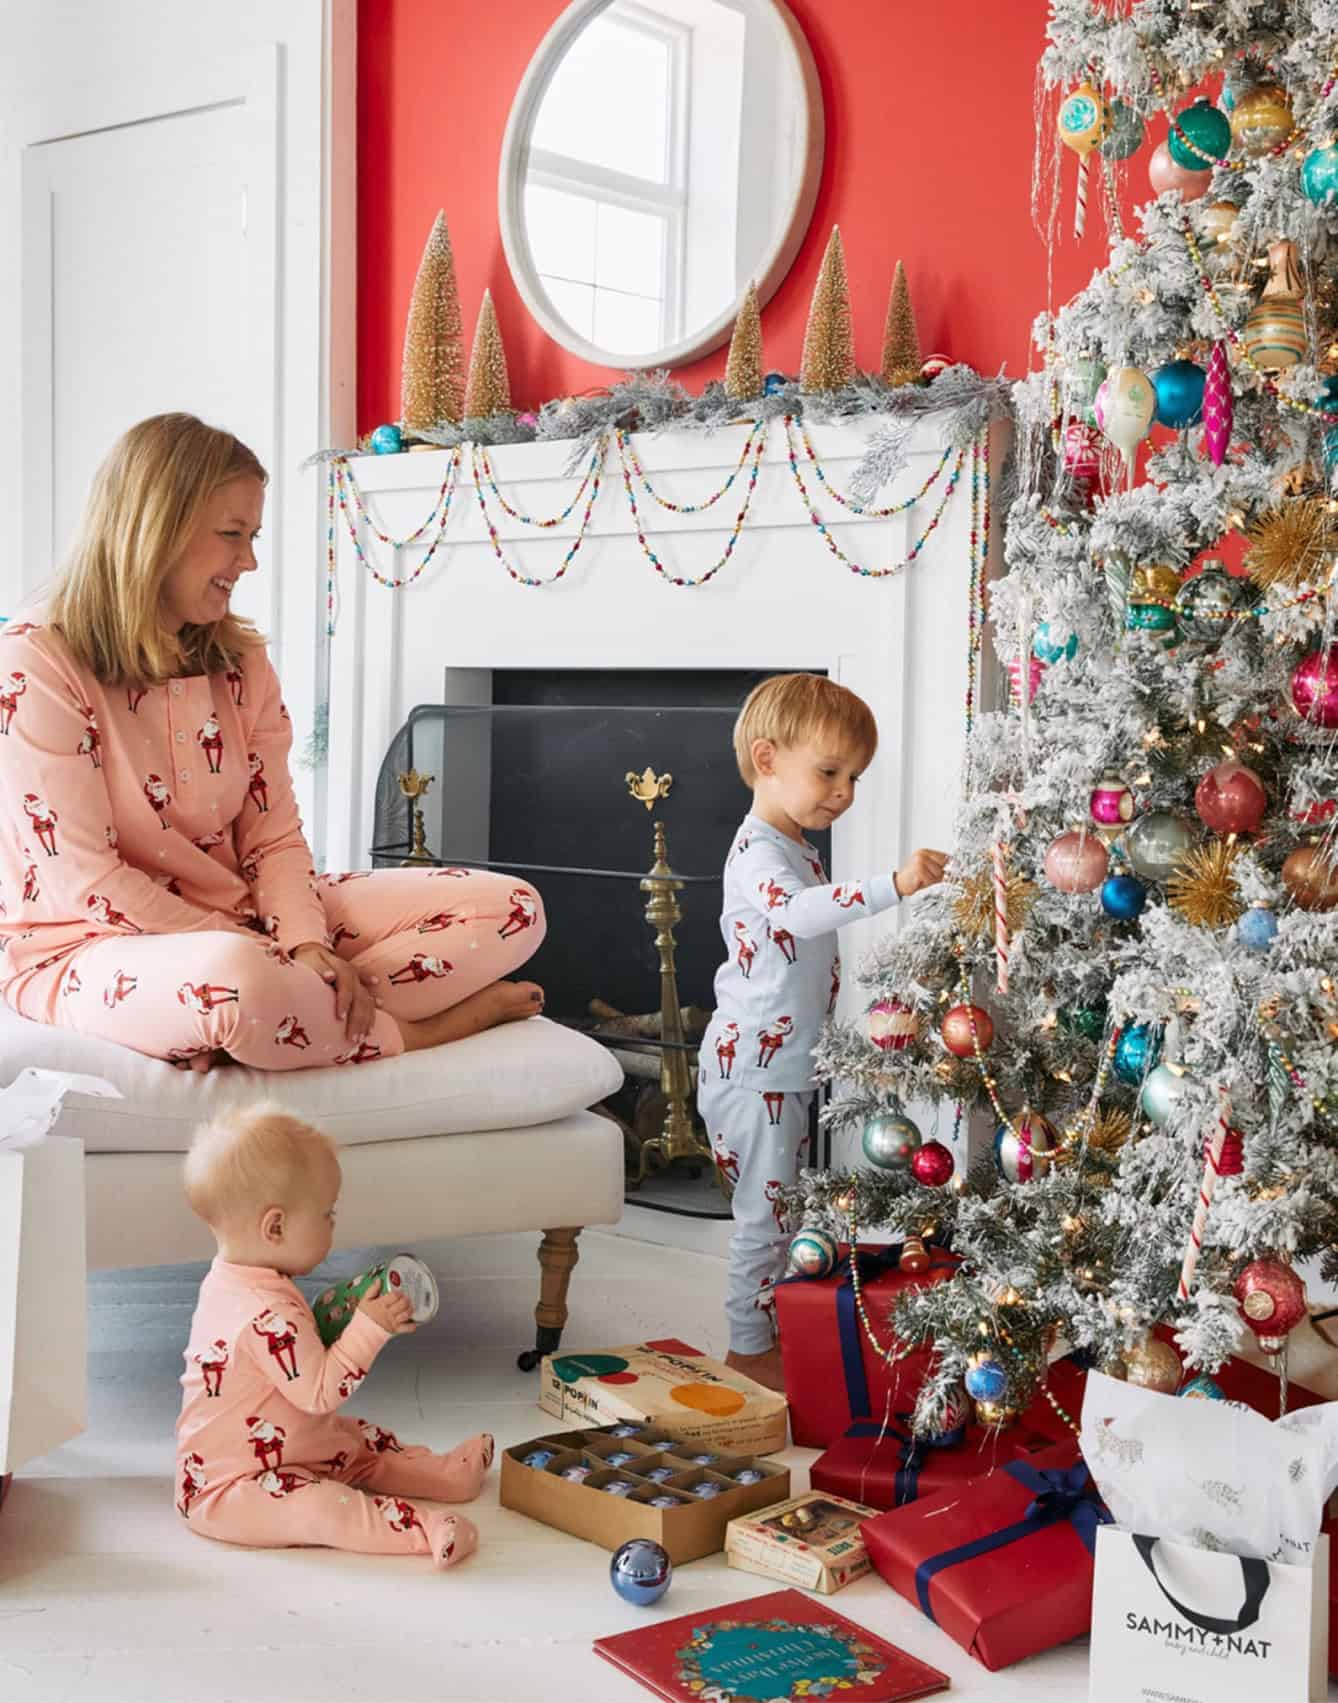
732, 673, 878, 786
184, 1104, 338, 1228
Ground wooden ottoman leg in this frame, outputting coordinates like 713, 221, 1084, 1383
517, 1227, 582, 1372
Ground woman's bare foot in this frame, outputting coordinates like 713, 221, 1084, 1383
398, 980, 544, 1052
173, 1049, 234, 1074
725, 1345, 786, 1393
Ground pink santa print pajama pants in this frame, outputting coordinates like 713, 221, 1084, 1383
21, 867, 545, 1070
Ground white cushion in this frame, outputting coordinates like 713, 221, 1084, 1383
0, 1004, 623, 1154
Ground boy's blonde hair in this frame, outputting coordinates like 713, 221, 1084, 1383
183, 1104, 338, 1228
732, 673, 878, 785
48, 411, 268, 688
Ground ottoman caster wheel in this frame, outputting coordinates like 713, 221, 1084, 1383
517, 1348, 542, 1372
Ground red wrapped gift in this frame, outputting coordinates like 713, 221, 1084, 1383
860, 1440, 1109, 1671
775, 1244, 959, 1448
811, 1416, 1052, 1510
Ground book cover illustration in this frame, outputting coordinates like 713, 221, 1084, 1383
594, 1587, 950, 1703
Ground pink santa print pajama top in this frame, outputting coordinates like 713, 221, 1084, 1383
178, 1258, 488, 1560
0, 619, 545, 1068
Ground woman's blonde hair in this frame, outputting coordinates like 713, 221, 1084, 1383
184, 1104, 338, 1228
733, 673, 878, 785
48, 412, 268, 687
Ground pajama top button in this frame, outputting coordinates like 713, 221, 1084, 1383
178, 769, 189, 781
171, 684, 182, 696
175, 731, 186, 743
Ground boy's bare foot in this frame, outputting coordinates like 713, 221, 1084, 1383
399, 981, 545, 1052
725, 1345, 786, 1393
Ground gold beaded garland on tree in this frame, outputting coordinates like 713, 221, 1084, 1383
800, 226, 856, 393
1246, 499, 1338, 589
952, 866, 1037, 942
1166, 839, 1245, 928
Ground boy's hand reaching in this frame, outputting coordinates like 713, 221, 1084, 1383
357, 1277, 417, 1336
894, 848, 948, 899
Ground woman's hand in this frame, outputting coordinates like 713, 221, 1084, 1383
291, 941, 382, 1043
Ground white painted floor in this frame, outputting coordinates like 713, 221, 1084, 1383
5, 1221, 1337, 1702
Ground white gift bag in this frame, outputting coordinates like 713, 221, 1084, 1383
0, 1136, 87, 1472
1089, 1525, 1328, 1703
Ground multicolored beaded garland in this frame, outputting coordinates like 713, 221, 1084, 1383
1146, 63, 1311, 172
475, 438, 603, 528
614, 425, 767, 587
621, 419, 766, 514
792, 420, 956, 517
784, 418, 967, 579
326, 449, 463, 632
469, 437, 606, 587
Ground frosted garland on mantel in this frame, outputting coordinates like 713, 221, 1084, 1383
323, 411, 998, 628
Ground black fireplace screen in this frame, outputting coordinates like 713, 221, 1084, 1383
370, 700, 830, 1022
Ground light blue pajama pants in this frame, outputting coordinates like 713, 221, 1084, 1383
698, 1075, 815, 1355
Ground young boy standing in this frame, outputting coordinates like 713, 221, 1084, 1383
699, 675, 946, 1392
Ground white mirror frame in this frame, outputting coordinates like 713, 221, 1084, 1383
498, 0, 824, 371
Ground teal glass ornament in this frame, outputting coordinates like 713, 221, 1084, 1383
1114, 1023, 1161, 1085
763, 370, 788, 395
1101, 100, 1144, 161
1302, 145, 1338, 207
1141, 1061, 1194, 1125
1101, 873, 1147, 920
1125, 601, 1178, 646
1060, 1002, 1107, 1042
1152, 359, 1206, 429
1237, 905, 1279, 952
1168, 99, 1231, 169
1033, 622, 1079, 665
787, 1227, 839, 1279
1181, 1375, 1225, 1400
370, 423, 403, 454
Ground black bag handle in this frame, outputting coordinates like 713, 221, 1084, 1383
1132, 1533, 1271, 1635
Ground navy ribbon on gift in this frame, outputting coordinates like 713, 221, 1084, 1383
913, 1460, 1112, 1621
843, 1410, 968, 1506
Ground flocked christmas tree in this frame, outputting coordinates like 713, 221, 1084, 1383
790, 1, 1338, 1434
800, 227, 856, 392
401, 210, 464, 432
463, 288, 512, 420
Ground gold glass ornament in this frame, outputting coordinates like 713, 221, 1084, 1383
1129, 563, 1181, 605
1229, 82, 1293, 157
1121, 1335, 1182, 1392
974, 1400, 1021, 1428
1244, 239, 1308, 371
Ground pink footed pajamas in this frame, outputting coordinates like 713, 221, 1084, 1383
178, 1258, 491, 1565
0, 619, 545, 1067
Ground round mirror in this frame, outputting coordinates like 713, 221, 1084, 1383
499, 0, 824, 370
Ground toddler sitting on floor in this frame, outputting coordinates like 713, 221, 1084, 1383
175, 1103, 490, 1569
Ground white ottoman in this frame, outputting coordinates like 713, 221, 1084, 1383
0, 1005, 623, 1368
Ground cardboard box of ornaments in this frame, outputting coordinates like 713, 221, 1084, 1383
500, 1422, 791, 1565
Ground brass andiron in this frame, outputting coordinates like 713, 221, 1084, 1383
626, 767, 673, 811
397, 769, 436, 866
636, 818, 715, 1182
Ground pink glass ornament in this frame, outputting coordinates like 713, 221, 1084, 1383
1007, 654, 1047, 706
1291, 648, 1338, 728
1201, 340, 1233, 466
1062, 419, 1102, 483
1090, 774, 1135, 827
1148, 140, 1212, 202
1044, 830, 1109, 893
911, 1140, 955, 1187
1195, 760, 1267, 834
868, 997, 918, 1053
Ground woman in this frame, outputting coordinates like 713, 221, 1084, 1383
0, 413, 545, 1072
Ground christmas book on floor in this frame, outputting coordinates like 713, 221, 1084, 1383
594, 1587, 950, 1702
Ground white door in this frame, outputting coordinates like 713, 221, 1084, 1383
5, 1, 355, 841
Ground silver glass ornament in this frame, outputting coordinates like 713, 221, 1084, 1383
609, 1538, 673, 1605
861, 1110, 923, 1170
1125, 811, 1195, 881
1177, 563, 1242, 644
1140, 1062, 1196, 1126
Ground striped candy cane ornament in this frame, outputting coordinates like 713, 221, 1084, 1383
1177, 1096, 1244, 1301
1074, 153, 1090, 239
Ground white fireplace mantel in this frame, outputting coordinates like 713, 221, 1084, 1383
322, 416, 1003, 1153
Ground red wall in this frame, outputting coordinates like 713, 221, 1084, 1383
357, 0, 1123, 432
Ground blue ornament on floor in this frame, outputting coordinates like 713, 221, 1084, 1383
1101, 873, 1147, 920
1237, 905, 1279, 952
787, 1226, 839, 1279
610, 1538, 673, 1606
1302, 144, 1338, 207
370, 423, 404, 454
763, 371, 789, 395
964, 1353, 1008, 1404
1180, 1375, 1225, 1401
1033, 622, 1079, 665
1114, 1023, 1161, 1085
1153, 359, 1206, 429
